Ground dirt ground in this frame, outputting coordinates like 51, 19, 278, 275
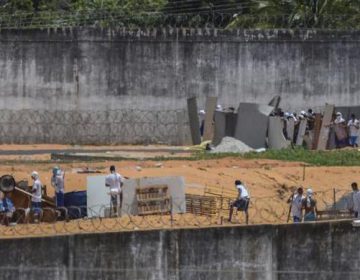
0, 144, 357, 236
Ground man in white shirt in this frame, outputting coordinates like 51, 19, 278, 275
51, 166, 65, 208
347, 114, 360, 147
31, 171, 42, 222
228, 180, 250, 224
287, 187, 304, 223
105, 165, 123, 216
350, 182, 360, 218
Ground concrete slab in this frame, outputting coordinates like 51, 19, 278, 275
213, 111, 226, 146
268, 117, 291, 150
295, 119, 307, 146
234, 103, 274, 149
317, 104, 334, 150
187, 97, 201, 145
213, 111, 238, 146
122, 176, 186, 216
287, 119, 295, 141
87, 175, 108, 218
268, 95, 281, 110
203, 96, 217, 141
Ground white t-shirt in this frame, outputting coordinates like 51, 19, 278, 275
236, 184, 249, 198
348, 119, 360, 137
32, 179, 42, 203
291, 194, 304, 218
51, 171, 65, 193
105, 173, 123, 194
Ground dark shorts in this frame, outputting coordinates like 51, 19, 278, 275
232, 198, 250, 212
56, 192, 64, 208
31, 202, 41, 214
111, 194, 118, 206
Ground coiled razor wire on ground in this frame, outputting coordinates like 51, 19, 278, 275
0, 189, 354, 237
0, 109, 189, 145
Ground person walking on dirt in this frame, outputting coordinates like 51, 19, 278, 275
31, 171, 42, 223
287, 187, 304, 223
303, 188, 317, 222
350, 182, 360, 218
228, 180, 250, 224
105, 165, 124, 217
51, 166, 65, 208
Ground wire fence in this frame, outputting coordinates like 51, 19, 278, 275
0, 109, 190, 145
0, 188, 354, 237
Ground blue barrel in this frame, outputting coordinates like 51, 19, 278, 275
64, 191, 87, 218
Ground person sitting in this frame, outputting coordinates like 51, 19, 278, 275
0, 191, 16, 226
228, 180, 250, 224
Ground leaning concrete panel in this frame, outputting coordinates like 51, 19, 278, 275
317, 104, 334, 150
268, 117, 291, 150
213, 111, 226, 146
286, 119, 295, 141
234, 103, 274, 149
187, 97, 201, 145
295, 119, 307, 146
122, 176, 186, 216
268, 95, 281, 110
203, 96, 217, 141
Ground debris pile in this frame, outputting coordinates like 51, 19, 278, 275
211, 137, 254, 154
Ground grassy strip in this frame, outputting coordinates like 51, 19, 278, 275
191, 147, 360, 166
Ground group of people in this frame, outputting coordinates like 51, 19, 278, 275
288, 187, 318, 223
0, 167, 65, 224
0, 165, 124, 224
277, 108, 360, 148
331, 112, 360, 148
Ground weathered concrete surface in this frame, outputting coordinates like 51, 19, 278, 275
0, 220, 359, 279
203, 96, 217, 141
235, 103, 274, 149
317, 104, 335, 150
268, 117, 291, 149
1, 28, 360, 144
187, 97, 201, 145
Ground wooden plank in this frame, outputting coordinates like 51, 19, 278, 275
187, 97, 201, 145
312, 113, 322, 149
203, 96, 218, 141
317, 104, 334, 150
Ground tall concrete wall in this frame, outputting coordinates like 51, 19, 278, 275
0, 220, 359, 279
0, 28, 360, 143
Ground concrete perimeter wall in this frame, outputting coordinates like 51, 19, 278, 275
1, 28, 360, 143
0, 220, 359, 280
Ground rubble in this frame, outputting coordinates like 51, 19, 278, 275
211, 137, 254, 154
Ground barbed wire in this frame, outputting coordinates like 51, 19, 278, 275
0, 188, 354, 237
0, 109, 189, 145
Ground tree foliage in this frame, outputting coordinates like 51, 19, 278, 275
0, 0, 359, 29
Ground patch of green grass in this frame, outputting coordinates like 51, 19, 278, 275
193, 147, 360, 166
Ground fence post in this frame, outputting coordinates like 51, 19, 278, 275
333, 188, 336, 215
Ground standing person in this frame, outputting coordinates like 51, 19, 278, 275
287, 187, 304, 223
350, 182, 360, 218
303, 188, 317, 222
347, 114, 360, 147
51, 166, 65, 208
0, 191, 15, 226
105, 165, 124, 217
333, 112, 348, 148
31, 171, 42, 223
199, 110, 206, 137
228, 180, 250, 224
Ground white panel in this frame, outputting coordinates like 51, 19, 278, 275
86, 175, 109, 218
